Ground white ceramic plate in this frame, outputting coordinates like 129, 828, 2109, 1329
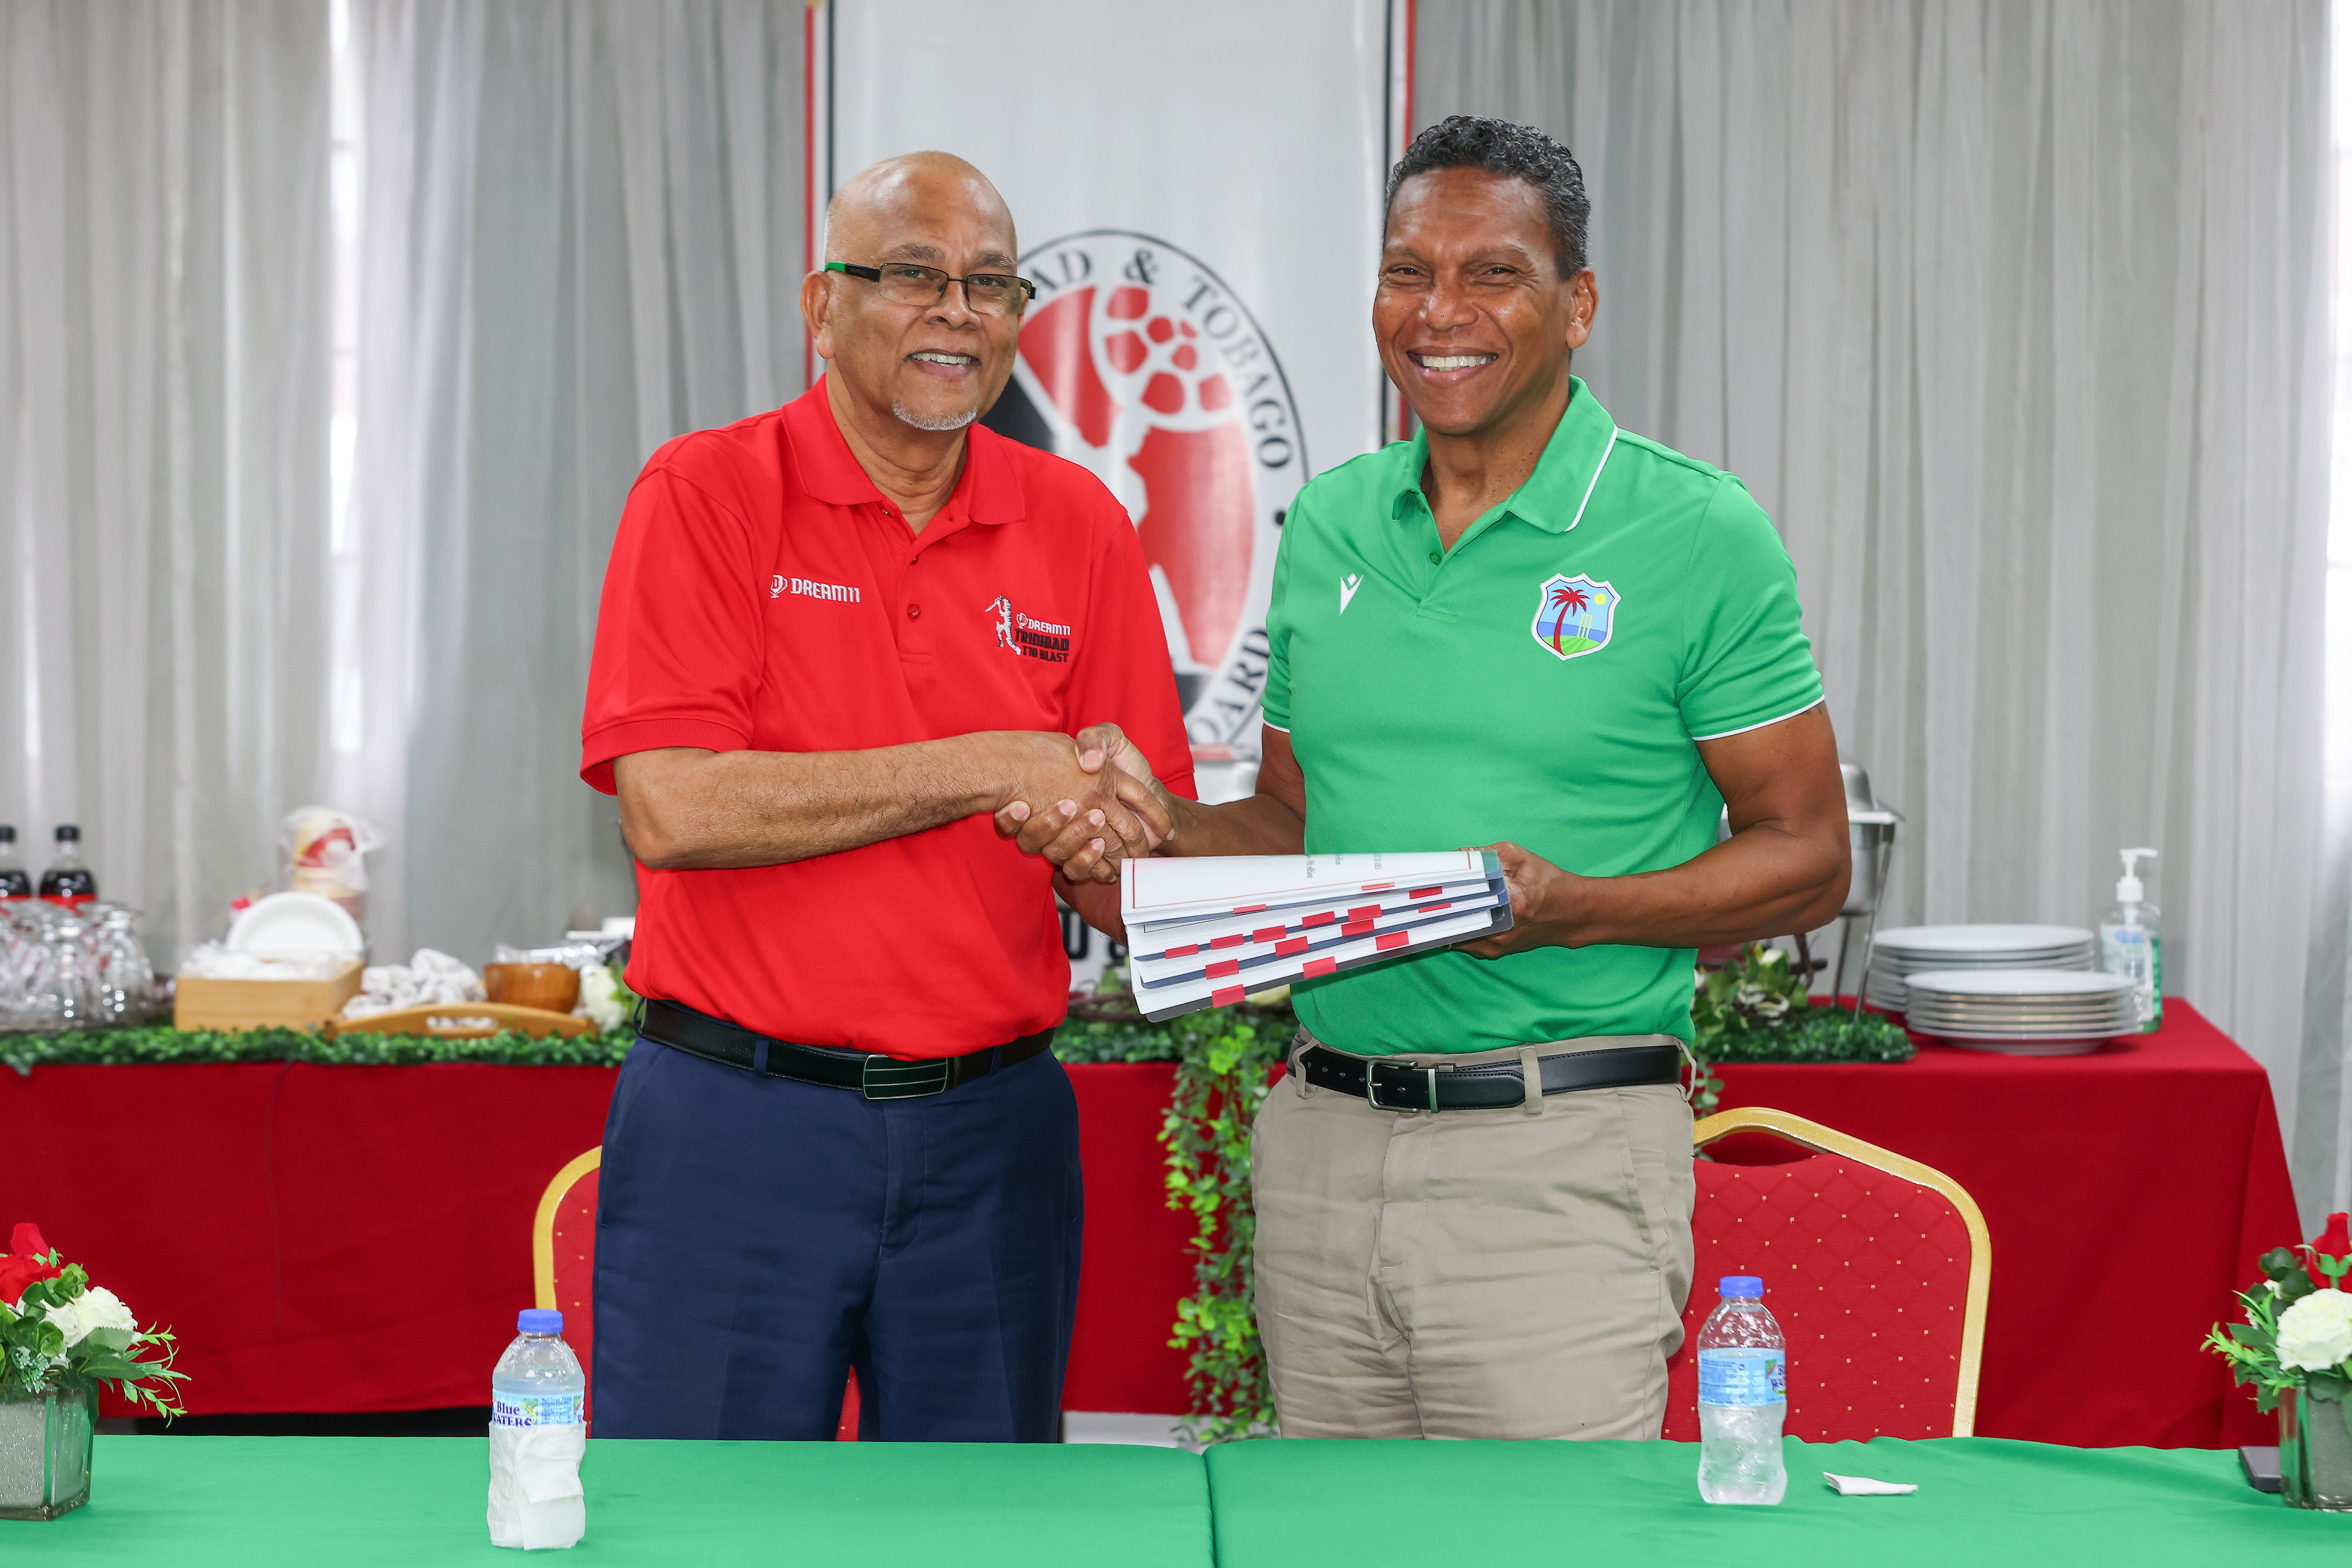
1928, 1035, 2116, 1057
1873, 924, 2096, 953
1913, 997, 2138, 1009
1909, 1004, 2139, 1021
1910, 1015, 2140, 1032
1870, 956, 2092, 974
226, 891, 363, 957
1904, 969, 2132, 999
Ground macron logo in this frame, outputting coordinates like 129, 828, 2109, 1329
1339, 573, 1363, 614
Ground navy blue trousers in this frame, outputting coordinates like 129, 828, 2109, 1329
589, 1036, 1082, 1441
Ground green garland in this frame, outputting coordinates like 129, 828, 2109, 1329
0, 1024, 638, 1075
1058, 993, 1288, 1442
1687, 943, 1914, 1113
1155, 1009, 1290, 1444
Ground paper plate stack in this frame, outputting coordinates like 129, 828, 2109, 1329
1900, 969, 2139, 1056
1865, 924, 2096, 1012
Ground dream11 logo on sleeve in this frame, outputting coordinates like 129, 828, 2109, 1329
981, 232, 1306, 752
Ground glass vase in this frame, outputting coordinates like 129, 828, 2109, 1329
0, 1386, 95, 1521
2279, 1387, 2352, 1510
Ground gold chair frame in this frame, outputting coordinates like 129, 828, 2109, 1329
532, 1147, 603, 1312
1692, 1106, 1991, 1437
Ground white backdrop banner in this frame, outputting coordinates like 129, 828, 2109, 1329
820, 0, 1408, 758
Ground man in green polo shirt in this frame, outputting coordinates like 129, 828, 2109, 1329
1000, 116, 1849, 1441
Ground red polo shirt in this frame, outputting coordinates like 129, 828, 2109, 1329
581, 380, 1194, 1058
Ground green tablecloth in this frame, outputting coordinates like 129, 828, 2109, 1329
9, 1434, 2347, 1564
1205, 1436, 2348, 1565
9, 1436, 1212, 1566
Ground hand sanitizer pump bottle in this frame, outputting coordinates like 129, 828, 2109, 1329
2099, 848, 2161, 1033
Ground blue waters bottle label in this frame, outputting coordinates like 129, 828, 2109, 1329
491, 1390, 583, 1428
1697, 1348, 1786, 1406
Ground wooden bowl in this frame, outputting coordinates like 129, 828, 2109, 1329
482, 963, 580, 1014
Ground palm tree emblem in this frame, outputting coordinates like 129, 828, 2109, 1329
1546, 583, 1590, 651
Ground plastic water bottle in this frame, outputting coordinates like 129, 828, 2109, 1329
488, 1308, 586, 1550
1696, 1275, 1788, 1505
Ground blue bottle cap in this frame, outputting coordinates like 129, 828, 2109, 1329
517, 1308, 564, 1334
1718, 1275, 1764, 1299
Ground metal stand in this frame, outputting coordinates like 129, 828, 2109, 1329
1844, 830, 1897, 1020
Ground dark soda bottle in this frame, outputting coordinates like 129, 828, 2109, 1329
39, 824, 97, 907
0, 825, 29, 899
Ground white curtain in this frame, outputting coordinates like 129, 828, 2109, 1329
341, 0, 807, 963
0, 0, 332, 966
1418, 0, 2339, 1221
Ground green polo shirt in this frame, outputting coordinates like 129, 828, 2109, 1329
1261, 378, 1823, 1054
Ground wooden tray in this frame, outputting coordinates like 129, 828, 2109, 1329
175, 962, 365, 1034
328, 1002, 593, 1040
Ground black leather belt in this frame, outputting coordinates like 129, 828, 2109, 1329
637, 998, 1055, 1101
1299, 1037, 1684, 1112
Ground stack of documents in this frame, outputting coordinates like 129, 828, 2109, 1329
1120, 851, 1514, 1021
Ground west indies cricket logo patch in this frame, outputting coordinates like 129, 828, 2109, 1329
1531, 573, 1619, 660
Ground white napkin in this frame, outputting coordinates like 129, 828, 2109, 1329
487, 1424, 586, 1550
179, 942, 351, 981
343, 947, 487, 1019
1823, 1471, 1917, 1496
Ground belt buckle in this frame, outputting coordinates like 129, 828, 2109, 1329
1363, 1060, 1438, 1113
861, 1055, 952, 1101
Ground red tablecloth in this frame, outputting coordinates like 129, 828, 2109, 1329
1, 1058, 1192, 1420
0, 1000, 2297, 1445
1709, 999, 2298, 1448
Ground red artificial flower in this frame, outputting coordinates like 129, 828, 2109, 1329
0, 1222, 61, 1307
2310, 1211, 2352, 1290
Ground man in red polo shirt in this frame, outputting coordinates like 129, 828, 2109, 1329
578, 151, 1192, 1442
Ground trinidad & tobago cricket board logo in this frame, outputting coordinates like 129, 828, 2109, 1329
1531, 573, 1619, 660
981, 232, 1306, 746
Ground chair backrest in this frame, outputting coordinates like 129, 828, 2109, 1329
530, 1146, 860, 1439
533, 1149, 603, 1422
1662, 1107, 1989, 1442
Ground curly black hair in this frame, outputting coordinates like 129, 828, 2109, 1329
1385, 115, 1591, 277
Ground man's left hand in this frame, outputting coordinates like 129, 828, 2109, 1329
1453, 841, 1586, 958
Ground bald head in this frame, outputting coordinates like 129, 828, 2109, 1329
824, 151, 1017, 271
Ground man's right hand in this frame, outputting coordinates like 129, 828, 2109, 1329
992, 723, 1176, 883
989, 729, 1172, 882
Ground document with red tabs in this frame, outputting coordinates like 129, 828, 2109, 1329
1120, 852, 1514, 1021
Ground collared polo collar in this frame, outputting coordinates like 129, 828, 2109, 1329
782, 376, 1026, 525
1388, 375, 1620, 535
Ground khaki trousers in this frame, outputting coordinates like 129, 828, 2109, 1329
1251, 1035, 1695, 1440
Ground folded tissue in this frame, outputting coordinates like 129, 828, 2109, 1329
487, 1421, 586, 1550
342, 948, 486, 1020
1823, 1472, 1917, 1496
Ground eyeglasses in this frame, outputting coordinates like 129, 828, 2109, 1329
825, 261, 1036, 317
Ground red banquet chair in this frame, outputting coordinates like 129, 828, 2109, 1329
532, 1147, 860, 1439
1661, 1107, 1990, 1442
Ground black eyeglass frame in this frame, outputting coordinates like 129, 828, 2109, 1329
824, 261, 1038, 313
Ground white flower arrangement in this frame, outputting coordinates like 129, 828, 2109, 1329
2208, 1220, 2352, 1413
0, 1225, 186, 1417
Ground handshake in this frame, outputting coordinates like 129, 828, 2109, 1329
988, 723, 1179, 884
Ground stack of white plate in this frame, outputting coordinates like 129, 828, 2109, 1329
1900, 969, 2138, 1056
1865, 924, 2096, 1011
